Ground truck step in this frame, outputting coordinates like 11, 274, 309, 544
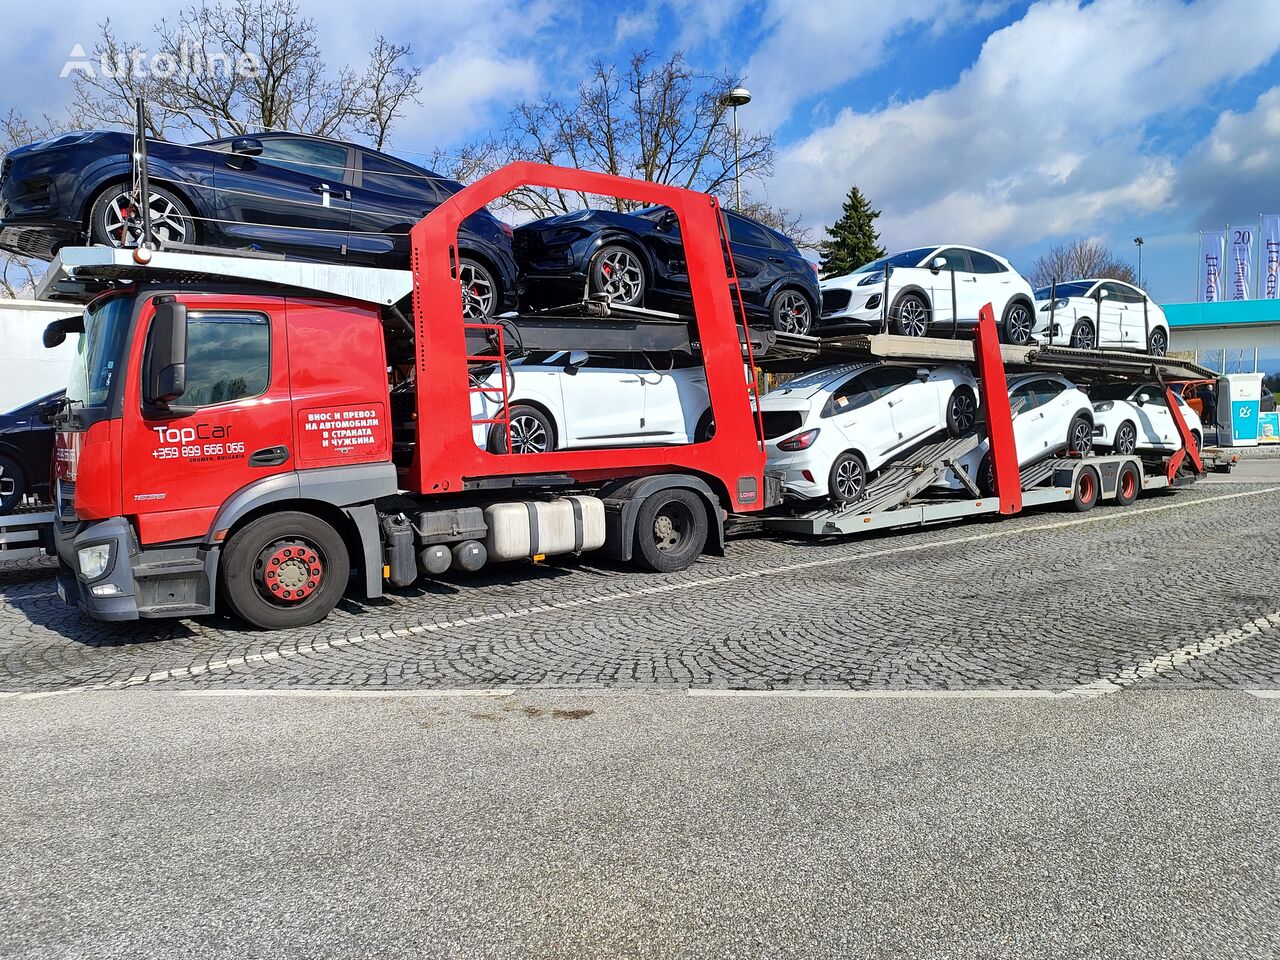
133, 558, 206, 578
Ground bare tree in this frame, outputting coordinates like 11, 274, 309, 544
70, 1, 421, 146
1028, 238, 1138, 289
460, 50, 794, 232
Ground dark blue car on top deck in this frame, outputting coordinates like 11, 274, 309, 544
514, 205, 820, 333
0, 130, 518, 318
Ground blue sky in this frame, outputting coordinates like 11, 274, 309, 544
2, 0, 1278, 303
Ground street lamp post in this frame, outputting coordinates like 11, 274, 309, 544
1133, 236, 1144, 288
720, 87, 751, 210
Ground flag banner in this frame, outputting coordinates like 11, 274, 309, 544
1263, 215, 1280, 299
1229, 226, 1252, 300
1200, 230, 1225, 303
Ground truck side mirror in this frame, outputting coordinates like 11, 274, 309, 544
144, 298, 188, 407
42, 314, 83, 348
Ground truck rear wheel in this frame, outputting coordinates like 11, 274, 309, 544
222, 511, 350, 629
633, 488, 708, 573
1071, 466, 1100, 512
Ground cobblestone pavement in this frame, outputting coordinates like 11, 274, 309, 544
2, 480, 1278, 696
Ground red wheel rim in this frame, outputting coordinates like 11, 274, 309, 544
1121, 471, 1136, 499
256, 541, 324, 605
1079, 472, 1096, 502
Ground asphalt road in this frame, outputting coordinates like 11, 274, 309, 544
3, 690, 1279, 959
2, 462, 1279, 958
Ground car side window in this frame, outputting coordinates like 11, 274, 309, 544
1029, 379, 1064, 409
1132, 385, 1167, 406
360, 151, 438, 201
824, 374, 874, 416
726, 214, 773, 248
180, 313, 271, 407
583, 353, 636, 370
931, 248, 972, 272
967, 251, 1007, 274
864, 366, 915, 398
256, 138, 350, 181
1009, 383, 1037, 416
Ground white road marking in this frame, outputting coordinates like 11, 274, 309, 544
170, 688, 512, 699
20, 484, 1280, 699
688, 688, 1061, 700
1065, 611, 1280, 698
1246, 690, 1280, 699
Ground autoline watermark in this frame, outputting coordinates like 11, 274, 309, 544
60, 42, 261, 80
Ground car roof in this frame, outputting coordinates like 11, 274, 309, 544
198, 130, 442, 177
767, 363, 877, 397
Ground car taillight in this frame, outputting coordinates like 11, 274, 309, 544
777, 428, 819, 451
499, 222, 514, 239
808, 261, 819, 277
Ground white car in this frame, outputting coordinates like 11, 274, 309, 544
1090, 383, 1203, 453
1031, 279, 1170, 355
817, 245, 1038, 345
470, 351, 712, 452
759, 362, 980, 502
941, 374, 1095, 493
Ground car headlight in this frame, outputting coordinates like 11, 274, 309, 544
1093, 401, 1114, 412
857, 272, 884, 287
77, 542, 112, 580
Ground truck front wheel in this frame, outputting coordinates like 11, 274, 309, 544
222, 511, 350, 630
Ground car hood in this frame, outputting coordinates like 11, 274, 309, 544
7, 130, 129, 158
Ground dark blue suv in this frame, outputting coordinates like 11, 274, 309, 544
515, 206, 820, 333
0, 131, 518, 317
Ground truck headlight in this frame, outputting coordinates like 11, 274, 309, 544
78, 542, 112, 580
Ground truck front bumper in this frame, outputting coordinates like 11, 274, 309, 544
53, 517, 218, 622
54, 516, 141, 621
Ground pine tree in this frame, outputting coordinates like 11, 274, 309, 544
818, 186, 885, 278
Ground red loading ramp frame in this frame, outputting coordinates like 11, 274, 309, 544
407, 162, 766, 511
973, 301, 1022, 514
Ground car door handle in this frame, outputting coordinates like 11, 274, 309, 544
768, 256, 785, 264
249, 445, 290, 467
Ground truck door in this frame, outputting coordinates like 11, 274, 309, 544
120, 295, 293, 545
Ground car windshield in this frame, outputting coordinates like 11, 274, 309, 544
853, 247, 937, 274
1035, 281, 1096, 299
65, 295, 133, 409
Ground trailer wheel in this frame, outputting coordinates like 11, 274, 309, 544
1071, 466, 1100, 512
1114, 462, 1140, 506
633, 488, 708, 573
222, 511, 350, 630
946, 386, 977, 437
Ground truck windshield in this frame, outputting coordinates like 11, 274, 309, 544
65, 295, 133, 409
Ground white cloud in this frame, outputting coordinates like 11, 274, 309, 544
1175, 85, 1280, 226
772, 0, 1280, 256
393, 48, 540, 146
740, 0, 1010, 129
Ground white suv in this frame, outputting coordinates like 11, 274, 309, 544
817, 245, 1037, 344
1031, 279, 1170, 355
1091, 383, 1203, 453
760, 362, 979, 502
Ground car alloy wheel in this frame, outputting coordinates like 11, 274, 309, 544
1070, 320, 1095, 350
948, 388, 977, 435
101, 188, 191, 247
773, 291, 813, 335
830, 452, 867, 502
1148, 328, 1168, 356
593, 247, 644, 304
1004, 303, 1033, 345
458, 258, 496, 319
1068, 416, 1094, 455
895, 296, 929, 337
1114, 421, 1137, 455
508, 413, 550, 453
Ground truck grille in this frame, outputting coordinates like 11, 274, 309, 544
821, 289, 852, 315
56, 479, 76, 521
